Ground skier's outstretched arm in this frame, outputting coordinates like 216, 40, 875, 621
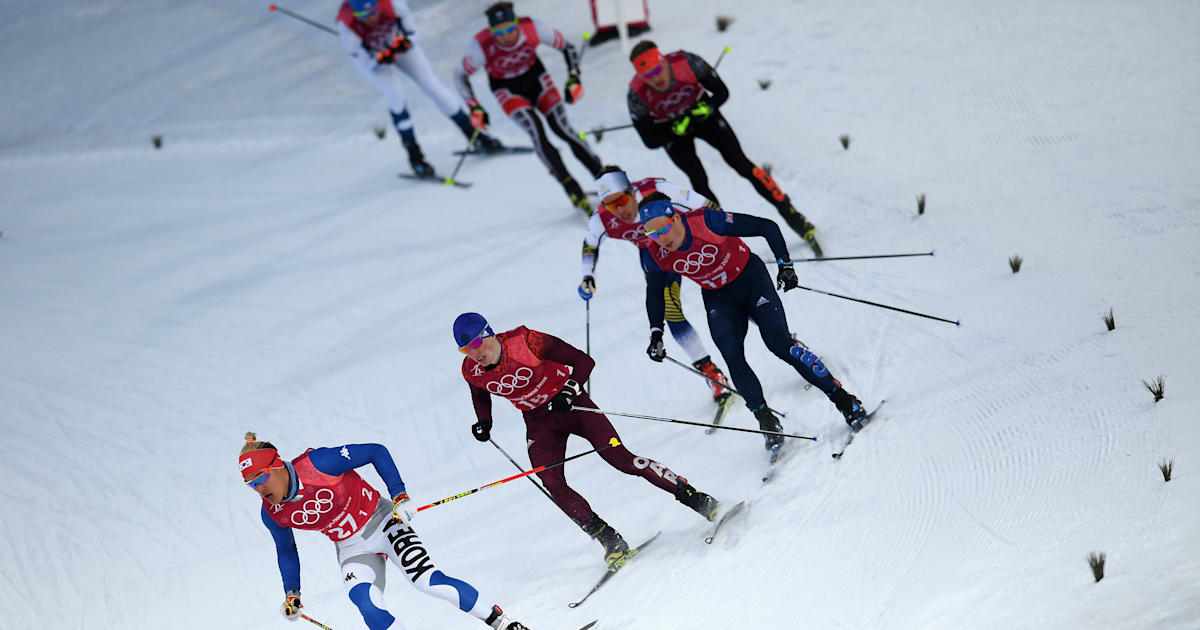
308, 444, 407, 499
705, 208, 791, 262
260, 508, 301, 594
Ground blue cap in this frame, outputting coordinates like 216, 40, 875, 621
638, 198, 675, 224
453, 312, 494, 348
349, 0, 379, 18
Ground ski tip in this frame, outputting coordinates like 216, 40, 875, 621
568, 602, 580, 609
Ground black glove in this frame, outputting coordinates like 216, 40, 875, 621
471, 418, 492, 442
646, 329, 666, 362
776, 261, 799, 291
547, 379, 583, 413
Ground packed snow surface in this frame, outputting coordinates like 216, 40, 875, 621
1, 1, 1197, 628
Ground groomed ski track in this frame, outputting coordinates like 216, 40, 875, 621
1, 1, 1198, 629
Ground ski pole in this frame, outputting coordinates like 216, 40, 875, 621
301, 614, 335, 630
791, 285, 960, 326
268, 4, 337, 35
661, 355, 787, 418
714, 45, 731, 69
489, 438, 557, 505
584, 300, 591, 395
766, 251, 935, 263
573, 406, 817, 441
416, 438, 621, 512
445, 128, 480, 186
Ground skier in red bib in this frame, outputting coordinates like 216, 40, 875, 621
336, 0, 503, 177
579, 165, 733, 407
636, 193, 869, 452
626, 40, 823, 256
240, 432, 530, 630
454, 312, 718, 566
453, 2, 602, 215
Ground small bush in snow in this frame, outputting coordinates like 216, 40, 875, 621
152, 135, 163, 150
1159, 458, 1174, 482
757, 79, 772, 90
716, 15, 734, 32
1104, 308, 1115, 331
1088, 552, 1106, 582
916, 193, 925, 214
840, 134, 851, 150
1008, 255, 1023, 273
373, 126, 387, 140
1143, 374, 1165, 402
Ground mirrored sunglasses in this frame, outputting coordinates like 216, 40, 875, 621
458, 334, 489, 354
245, 470, 271, 489
645, 221, 673, 238
602, 191, 632, 211
490, 21, 519, 35
640, 63, 665, 79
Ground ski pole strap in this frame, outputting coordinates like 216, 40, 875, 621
661, 355, 787, 418
301, 614, 335, 630
765, 251, 934, 263
573, 406, 816, 441
269, 4, 338, 35
417, 438, 621, 512
793, 284, 960, 326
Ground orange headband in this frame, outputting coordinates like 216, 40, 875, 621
632, 48, 663, 75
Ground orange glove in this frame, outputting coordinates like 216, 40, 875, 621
466, 99, 489, 130
564, 74, 583, 104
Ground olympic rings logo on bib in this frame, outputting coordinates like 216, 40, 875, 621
494, 47, 537, 71
674, 244, 719, 275
658, 85, 699, 111
291, 488, 335, 526
487, 366, 534, 396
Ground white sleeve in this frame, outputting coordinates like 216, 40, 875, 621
455, 40, 486, 102
392, 0, 420, 42
656, 180, 714, 212
338, 21, 377, 74
531, 17, 566, 50
581, 212, 606, 277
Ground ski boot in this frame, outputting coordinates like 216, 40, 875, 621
403, 140, 435, 178
561, 175, 594, 217
475, 133, 505, 154
829, 385, 868, 431
753, 405, 785, 451
693, 356, 730, 402
780, 204, 822, 257
674, 479, 720, 522
580, 514, 629, 567
486, 605, 531, 630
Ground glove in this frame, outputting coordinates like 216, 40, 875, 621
392, 492, 415, 524
670, 115, 692, 136
776, 261, 799, 291
376, 47, 397, 64
281, 590, 302, 621
578, 275, 596, 301
467, 99, 489, 130
547, 379, 583, 413
389, 34, 412, 53
471, 418, 492, 442
564, 73, 584, 104
646, 329, 666, 362
689, 98, 713, 121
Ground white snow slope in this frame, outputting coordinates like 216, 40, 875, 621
2, 1, 1198, 628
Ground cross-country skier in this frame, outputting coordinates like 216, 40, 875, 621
636, 193, 868, 450
240, 432, 530, 630
626, 40, 824, 256
580, 165, 732, 406
453, 2, 603, 215
454, 312, 718, 566
337, 0, 503, 177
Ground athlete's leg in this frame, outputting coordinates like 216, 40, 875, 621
542, 99, 603, 176
694, 113, 805, 224
703, 284, 766, 410
378, 517, 495, 621
663, 137, 719, 205
526, 415, 595, 522
566, 393, 682, 494
340, 553, 403, 630
394, 44, 466, 118
741, 256, 839, 393
662, 274, 707, 363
